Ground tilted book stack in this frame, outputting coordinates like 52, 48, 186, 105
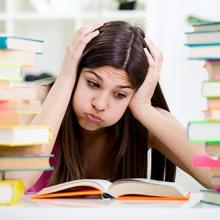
0, 36, 54, 205
186, 21, 220, 206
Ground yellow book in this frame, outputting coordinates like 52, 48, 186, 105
0, 179, 24, 205
0, 125, 52, 146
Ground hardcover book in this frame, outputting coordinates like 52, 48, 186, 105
0, 154, 54, 171
0, 125, 51, 146
0, 36, 43, 53
0, 179, 24, 205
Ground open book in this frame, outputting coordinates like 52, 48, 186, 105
32, 178, 190, 200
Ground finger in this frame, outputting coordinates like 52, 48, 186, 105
144, 38, 163, 62
144, 48, 160, 83
144, 48, 155, 69
78, 21, 104, 36
71, 30, 100, 53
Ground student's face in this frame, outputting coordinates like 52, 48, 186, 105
72, 66, 135, 131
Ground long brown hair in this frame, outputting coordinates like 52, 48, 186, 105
49, 21, 176, 185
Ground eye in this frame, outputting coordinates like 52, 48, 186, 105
115, 92, 127, 99
87, 80, 99, 88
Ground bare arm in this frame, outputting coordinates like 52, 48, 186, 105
148, 107, 212, 188
6, 22, 104, 191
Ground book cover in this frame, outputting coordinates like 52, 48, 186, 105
0, 179, 24, 205
187, 120, 220, 142
0, 63, 22, 81
0, 100, 41, 113
207, 98, 220, 108
0, 125, 52, 146
0, 145, 47, 156
0, 111, 35, 126
0, 50, 35, 66
192, 154, 220, 167
0, 85, 50, 101
203, 107, 220, 121
32, 178, 190, 200
203, 61, 220, 80
0, 36, 44, 53
185, 30, 220, 45
202, 80, 220, 98
192, 21, 220, 32
0, 154, 54, 171
201, 189, 220, 206
205, 143, 220, 157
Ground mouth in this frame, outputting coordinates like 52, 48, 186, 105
86, 113, 103, 123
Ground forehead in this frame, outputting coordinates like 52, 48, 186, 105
82, 66, 131, 84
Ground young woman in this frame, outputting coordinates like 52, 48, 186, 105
7, 21, 211, 192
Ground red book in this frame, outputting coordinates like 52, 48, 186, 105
192, 154, 220, 167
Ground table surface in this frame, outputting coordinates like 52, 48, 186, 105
1, 193, 220, 220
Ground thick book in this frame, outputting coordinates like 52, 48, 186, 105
0, 154, 54, 171
187, 120, 220, 142
0, 50, 35, 66
0, 179, 24, 205
185, 43, 220, 60
201, 189, 220, 206
206, 143, 220, 157
185, 30, 220, 45
32, 178, 190, 200
0, 75, 55, 87
211, 176, 220, 190
203, 107, 220, 121
0, 125, 51, 146
0, 145, 44, 156
0, 36, 43, 53
204, 61, 220, 80
0, 85, 50, 101
0, 100, 41, 114
207, 98, 220, 108
202, 80, 220, 98
192, 21, 220, 32
0, 63, 22, 81
0, 111, 35, 126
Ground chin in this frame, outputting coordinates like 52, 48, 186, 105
78, 121, 103, 131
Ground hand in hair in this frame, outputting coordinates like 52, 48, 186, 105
59, 22, 104, 82
128, 37, 163, 119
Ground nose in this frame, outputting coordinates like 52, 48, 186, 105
91, 93, 108, 112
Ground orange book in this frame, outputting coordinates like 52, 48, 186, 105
0, 111, 35, 126
207, 98, 220, 108
0, 100, 41, 113
204, 61, 220, 80
32, 178, 190, 201
203, 107, 220, 121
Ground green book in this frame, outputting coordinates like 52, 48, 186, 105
187, 120, 220, 143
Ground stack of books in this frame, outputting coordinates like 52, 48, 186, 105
186, 21, 220, 206
0, 36, 53, 205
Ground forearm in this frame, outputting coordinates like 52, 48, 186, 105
136, 105, 212, 188
30, 73, 75, 148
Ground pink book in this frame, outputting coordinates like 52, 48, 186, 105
192, 154, 220, 167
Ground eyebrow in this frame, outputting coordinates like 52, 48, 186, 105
84, 70, 134, 90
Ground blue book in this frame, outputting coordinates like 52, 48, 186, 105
201, 189, 220, 206
185, 43, 220, 60
0, 36, 44, 53
185, 30, 220, 45
192, 21, 220, 32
